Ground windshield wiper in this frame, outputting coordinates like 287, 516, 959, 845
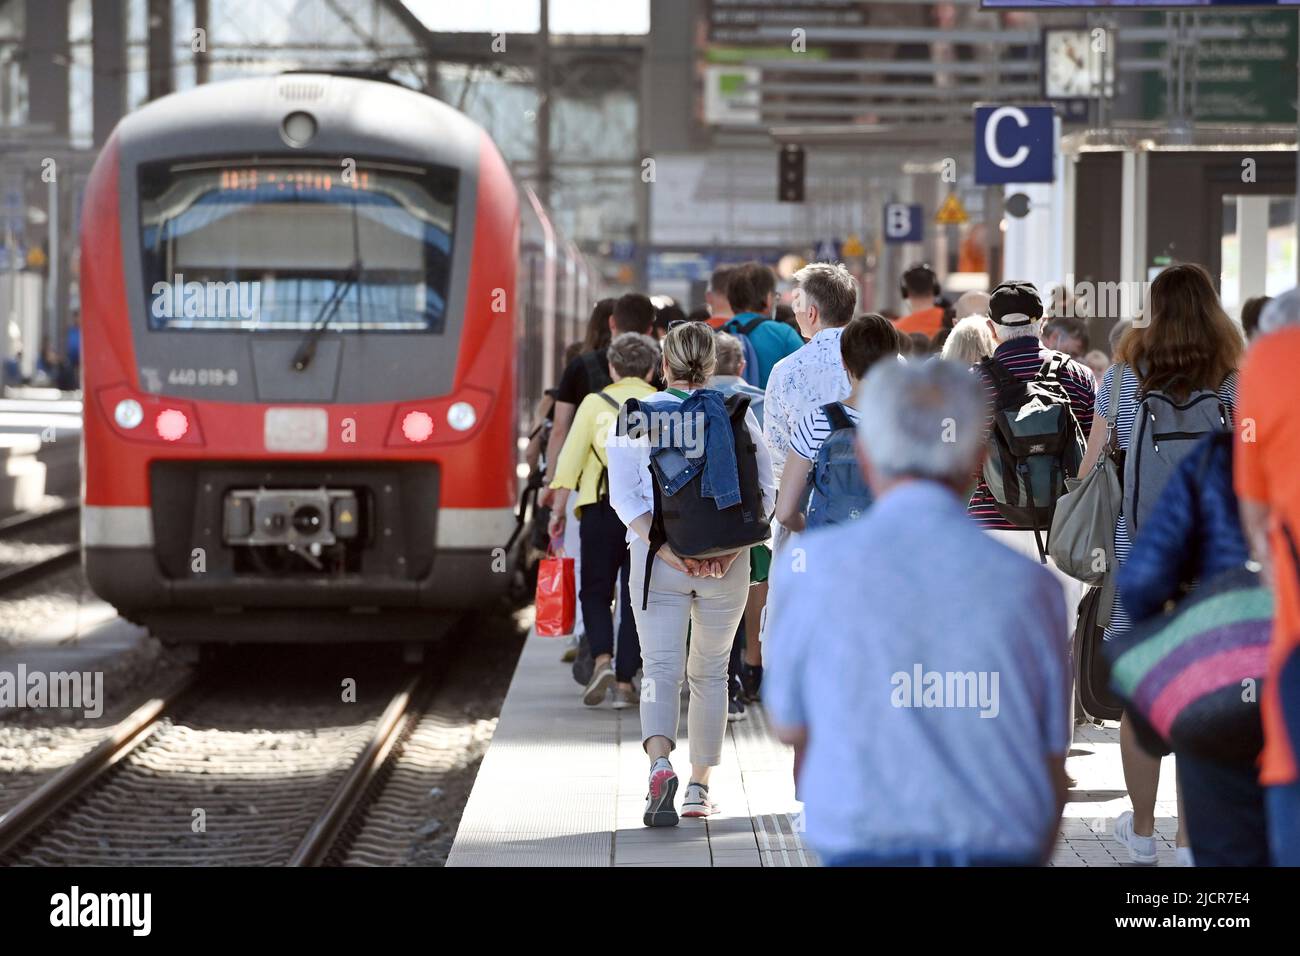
290, 259, 360, 373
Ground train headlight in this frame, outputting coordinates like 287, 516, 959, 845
155, 408, 190, 442
114, 398, 144, 429
447, 402, 476, 432
280, 111, 317, 149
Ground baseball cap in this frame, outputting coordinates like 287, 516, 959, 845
989, 281, 1044, 326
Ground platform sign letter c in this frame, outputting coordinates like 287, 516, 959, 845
985, 107, 1030, 169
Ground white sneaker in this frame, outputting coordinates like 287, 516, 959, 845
1175, 846, 1195, 867
1113, 810, 1158, 865
680, 782, 717, 818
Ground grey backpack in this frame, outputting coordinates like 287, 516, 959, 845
1122, 371, 1229, 538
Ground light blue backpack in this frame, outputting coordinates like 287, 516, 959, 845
805, 403, 873, 530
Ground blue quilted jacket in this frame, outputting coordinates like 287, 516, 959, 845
1118, 431, 1249, 625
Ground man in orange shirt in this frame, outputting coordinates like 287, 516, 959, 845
1235, 289, 1300, 866
894, 263, 947, 339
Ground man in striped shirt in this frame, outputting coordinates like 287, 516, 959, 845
967, 282, 1096, 530
968, 282, 1094, 782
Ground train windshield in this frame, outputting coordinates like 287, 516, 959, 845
138, 159, 457, 332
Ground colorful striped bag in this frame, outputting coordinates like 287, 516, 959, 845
1103, 564, 1271, 763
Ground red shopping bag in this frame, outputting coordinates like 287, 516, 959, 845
534, 545, 575, 637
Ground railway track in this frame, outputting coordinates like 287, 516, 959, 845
0, 663, 449, 866
0, 501, 80, 594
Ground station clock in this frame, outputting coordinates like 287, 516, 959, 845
1042, 27, 1113, 123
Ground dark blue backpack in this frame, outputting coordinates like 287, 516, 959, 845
804, 403, 873, 530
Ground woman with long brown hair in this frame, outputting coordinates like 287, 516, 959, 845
1077, 263, 1245, 865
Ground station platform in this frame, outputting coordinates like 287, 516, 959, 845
447, 629, 813, 867
450, 632, 1182, 868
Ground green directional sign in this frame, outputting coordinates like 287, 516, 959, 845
1142, 11, 1298, 125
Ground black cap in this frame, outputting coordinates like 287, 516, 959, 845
989, 281, 1043, 326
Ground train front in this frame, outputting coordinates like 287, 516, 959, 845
80, 74, 521, 644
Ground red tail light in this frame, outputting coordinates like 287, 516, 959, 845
155, 408, 190, 442
401, 410, 434, 442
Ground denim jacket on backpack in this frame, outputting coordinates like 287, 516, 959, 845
637, 388, 742, 509
1118, 431, 1250, 625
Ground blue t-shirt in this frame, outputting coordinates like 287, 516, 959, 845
723, 313, 804, 389
764, 480, 1070, 861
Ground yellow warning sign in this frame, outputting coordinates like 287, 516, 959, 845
841, 233, 865, 257
935, 193, 969, 226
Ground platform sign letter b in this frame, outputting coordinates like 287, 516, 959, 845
884, 203, 923, 244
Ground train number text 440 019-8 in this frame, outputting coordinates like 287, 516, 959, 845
168, 368, 239, 387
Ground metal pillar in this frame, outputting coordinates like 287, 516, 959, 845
536, 0, 551, 210
93, 0, 128, 146
1120, 148, 1149, 315
25, 0, 69, 137
1237, 196, 1270, 311
195, 0, 211, 85
45, 172, 59, 353
148, 0, 174, 101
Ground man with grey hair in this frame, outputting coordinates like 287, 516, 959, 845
952, 290, 989, 321
752, 261, 860, 704
708, 332, 766, 427
764, 359, 1070, 866
1257, 286, 1299, 336
764, 261, 859, 487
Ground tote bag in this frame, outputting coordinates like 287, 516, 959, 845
1103, 564, 1271, 763
1049, 417, 1122, 587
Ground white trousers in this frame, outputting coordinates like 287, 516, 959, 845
628, 538, 749, 767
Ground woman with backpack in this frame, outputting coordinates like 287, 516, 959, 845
774, 314, 901, 533
605, 321, 775, 826
1076, 263, 1244, 865
548, 333, 661, 709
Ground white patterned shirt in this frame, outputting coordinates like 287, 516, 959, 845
763, 327, 851, 483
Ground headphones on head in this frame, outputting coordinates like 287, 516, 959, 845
901, 263, 941, 300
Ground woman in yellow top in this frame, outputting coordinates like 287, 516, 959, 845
548, 332, 661, 708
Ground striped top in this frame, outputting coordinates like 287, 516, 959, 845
790, 401, 861, 462
967, 336, 1098, 529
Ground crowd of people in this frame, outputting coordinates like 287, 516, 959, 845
533, 256, 1299, 866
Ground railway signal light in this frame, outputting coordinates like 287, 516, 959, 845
778, 145, 805, 203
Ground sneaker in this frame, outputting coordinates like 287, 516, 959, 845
644, 759, 678, 828
570, 632, 594, 686
611, 685, 639, 710
727, 693, 747, 722
560, 636, 578, 663
1113, 810, 1158, 865
1175, 846, 1195, 867
681, 782, 716, 818
1065, 770, 1078, 789
582, 661, 615, 706
740, 663, 763, 702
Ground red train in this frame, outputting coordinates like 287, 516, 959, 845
80, 73, 596, 643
